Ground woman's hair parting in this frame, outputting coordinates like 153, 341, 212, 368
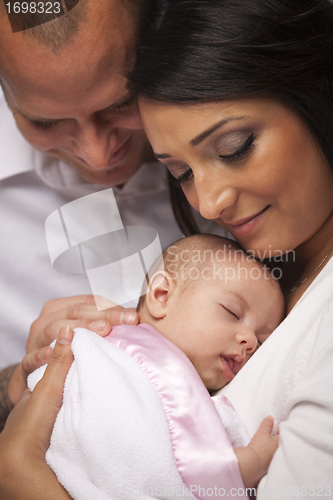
129, 0, 333, 235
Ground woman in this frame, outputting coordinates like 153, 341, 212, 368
129, 0, 333, 494
1, 0, 333, 497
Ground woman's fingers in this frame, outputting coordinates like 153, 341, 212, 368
0, 327, 75, 498
11, 303, 139, 416
25, 327, 75, 452
8, 335, 71, 411
29, 318, 112, 352
39, 294, 98, 316
21, 346, 54, 379
27, 299, 139, 353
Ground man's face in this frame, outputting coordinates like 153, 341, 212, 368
0, 0, 150, 186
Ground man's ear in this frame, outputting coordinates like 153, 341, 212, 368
145, 271, 176, 319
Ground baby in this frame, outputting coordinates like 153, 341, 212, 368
136, 234, 284, 489
29, 234, 284, 500
138, 234, 284, 392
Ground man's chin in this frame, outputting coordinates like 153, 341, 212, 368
80, 168, 137, 187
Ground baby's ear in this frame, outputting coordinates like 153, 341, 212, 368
145, 272, 175, 319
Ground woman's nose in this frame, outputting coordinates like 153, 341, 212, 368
235, 328, 258, 353
195, 173, 238, 220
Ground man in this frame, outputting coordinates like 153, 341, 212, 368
0, 0, 223, 429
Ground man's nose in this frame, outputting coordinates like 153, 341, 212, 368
195, 171, 238, 220
72, 121, 116, 170
235, 328, 258, 353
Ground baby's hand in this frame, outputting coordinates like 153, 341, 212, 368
233, 416, 279, 489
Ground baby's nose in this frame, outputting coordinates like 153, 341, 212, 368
235, 329, 258, 353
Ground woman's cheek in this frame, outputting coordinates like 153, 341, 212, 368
183, 183, 200, 212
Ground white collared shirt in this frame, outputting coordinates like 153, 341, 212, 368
0, 88, 226, 369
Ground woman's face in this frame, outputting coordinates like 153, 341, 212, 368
139, 96, 333, 256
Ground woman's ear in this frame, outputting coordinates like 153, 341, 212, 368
145, 271, 176, 319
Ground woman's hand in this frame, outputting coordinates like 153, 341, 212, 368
26, 294, 139, 353
0, 328, 75, 500
2, 295, 139, 425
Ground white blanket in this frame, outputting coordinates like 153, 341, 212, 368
28, 324, 248, 500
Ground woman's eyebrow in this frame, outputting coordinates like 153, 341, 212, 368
190, 116, 250, 147
154, 115, 251, 158
154, 153, 172, 159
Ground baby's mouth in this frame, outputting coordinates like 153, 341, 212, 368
220, 355, 244, 381
220, 356, 236, 381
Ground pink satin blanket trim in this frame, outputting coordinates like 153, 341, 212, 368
105, 324, 245, 499
211, 395, 236, 411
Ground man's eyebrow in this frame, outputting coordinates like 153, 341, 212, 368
11, 94, 135, 123
0, 87, 48, 122
190, 116, 249, 147
15, 109, 63, 123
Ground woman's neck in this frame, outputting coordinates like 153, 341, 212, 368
265, 211, 333, 314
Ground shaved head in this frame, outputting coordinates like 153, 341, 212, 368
0, 0, 154, 52
17, 2, 87, 51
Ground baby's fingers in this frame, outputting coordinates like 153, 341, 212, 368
257, 415, 275, 436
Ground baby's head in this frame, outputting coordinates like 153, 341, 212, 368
138, 235, 284, 392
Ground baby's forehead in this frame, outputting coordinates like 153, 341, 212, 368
164, 236, 242, 266
164, 236, 263, 276
164, 234, 282, 292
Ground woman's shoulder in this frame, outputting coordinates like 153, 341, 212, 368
291, 254, 333, 317
220, 259, 333, 434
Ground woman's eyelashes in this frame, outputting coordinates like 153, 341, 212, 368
172, 133, 255, 186
219, 133, 255, 163
174, 168, 193, 187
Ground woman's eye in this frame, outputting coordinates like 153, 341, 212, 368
174, 168, 193, 187
32, 120, 59, 130
219, 134, 255, 163
256, 339, 263, 349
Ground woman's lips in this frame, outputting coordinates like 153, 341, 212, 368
228, 206, 270, 237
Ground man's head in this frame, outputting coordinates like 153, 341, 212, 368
139, 234, 285, 391
0, 0, 156, 186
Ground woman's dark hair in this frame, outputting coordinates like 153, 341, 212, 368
129, 0, 333, 236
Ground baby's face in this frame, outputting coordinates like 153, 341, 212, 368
163, 261, 284, 391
